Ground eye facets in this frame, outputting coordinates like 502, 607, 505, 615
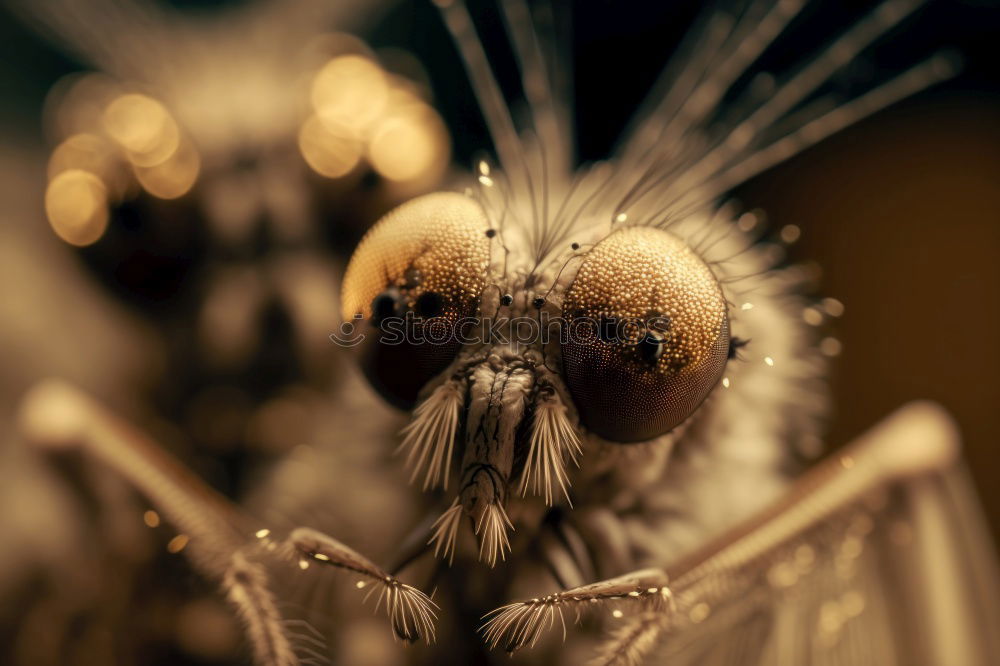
341, 192, 491, 408
561, 227, 729, 442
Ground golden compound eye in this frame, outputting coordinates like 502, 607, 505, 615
561, 227, 729, 442
341, 192, 490, 408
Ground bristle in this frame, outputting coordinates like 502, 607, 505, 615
689, 52, 960, 206
660, 0, 807, 141
427, 498, 463, 565
649, 0, 930, 212
617, 9, 732, 170
397, 381, 464, 490
619, 0, 808, 193
475, 502, 515, 568
435, 0, 530, 194
498, 0, 571, 177
519, 392, 582, 506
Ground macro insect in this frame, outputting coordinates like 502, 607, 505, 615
14, 0, 1000, 664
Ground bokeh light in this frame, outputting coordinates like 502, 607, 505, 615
311, 54, 389, 133
133, 136, 200, 199
298, 114, 362, 178
46, 132, 127, 196
45, 72, 123, 138
103, 93, 181, 167
44, 169, 110, 246
368, 102, 449, 183
301, 53, 450, 185
44, 82, 203, 223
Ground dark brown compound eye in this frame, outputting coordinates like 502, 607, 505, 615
561, 227, 729, 442
341, 192, 490, 408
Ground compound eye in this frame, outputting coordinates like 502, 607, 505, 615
561, 227, 729, 442
341, 192, 490, 408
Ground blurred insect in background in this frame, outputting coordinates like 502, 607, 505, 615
10, 0, 1000, 665
2, 0, 450, 663
19, 0, 452, 478
36, 36, 450, 463
26, 0, 450, 411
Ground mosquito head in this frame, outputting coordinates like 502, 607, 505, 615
340, 188, 739, 566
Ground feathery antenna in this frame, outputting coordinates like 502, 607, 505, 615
428, 498, 464, 565
475, 501, 515, 568
519, 391, 582, 506
397, 380, 464, 490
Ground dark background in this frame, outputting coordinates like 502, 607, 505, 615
1, 0, 998, 535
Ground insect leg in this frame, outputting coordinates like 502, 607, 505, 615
479, 568, 672, 653
287, 528, 438, 643
18, 380, 298, 665
18, 381, 440, 654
